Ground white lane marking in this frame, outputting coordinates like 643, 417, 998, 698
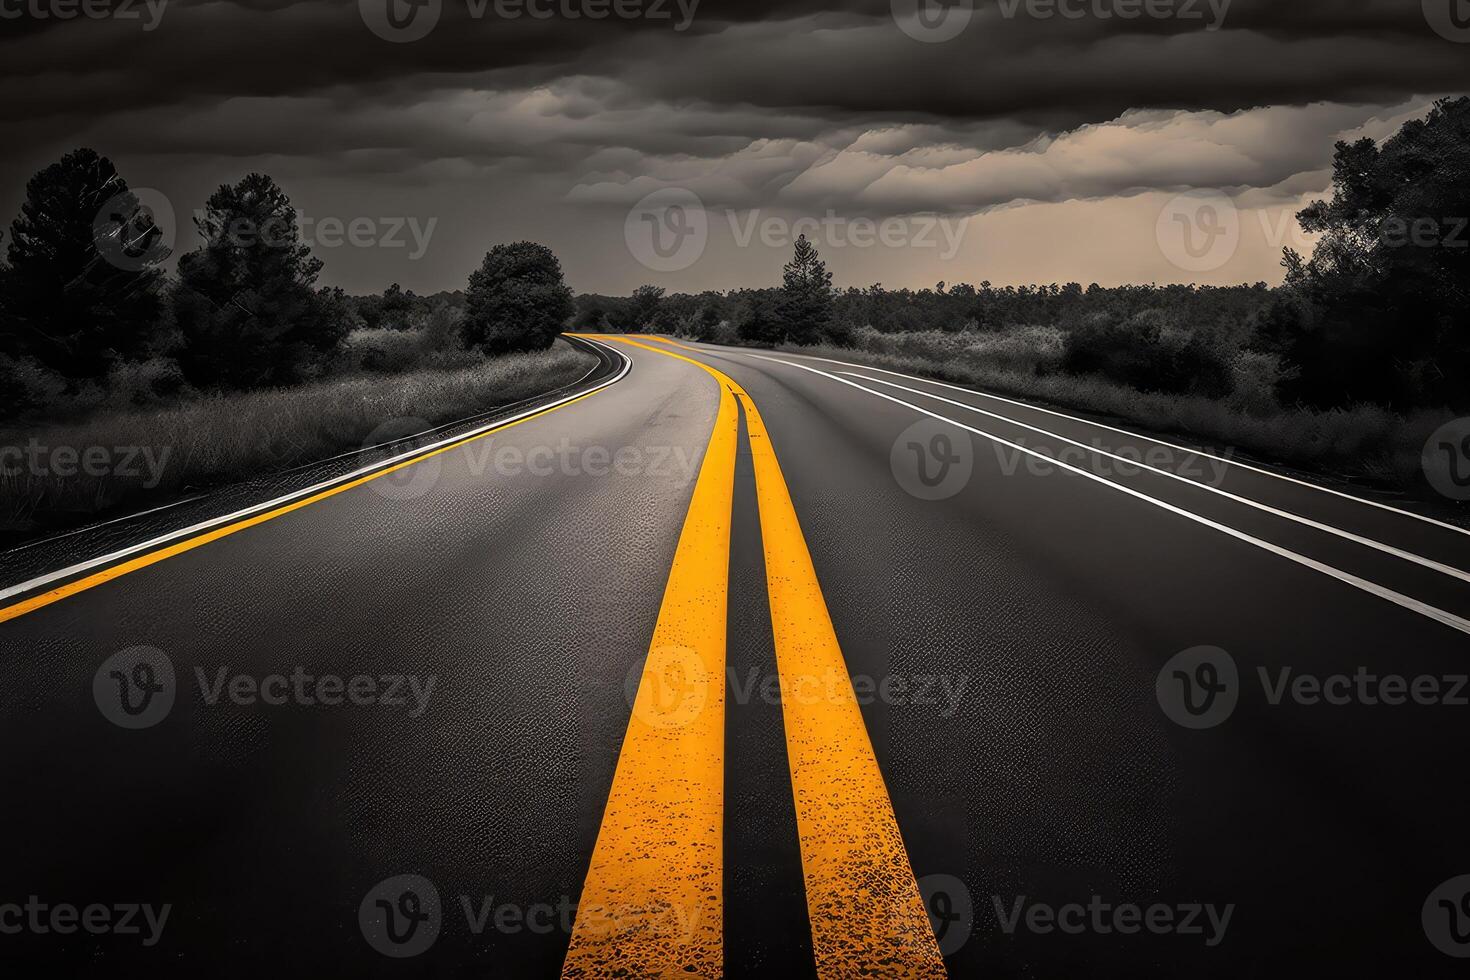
749, 354, 1470, 637
844, 372, 1470, 585
0, 338, 633, 605
754, 348, 1470, 541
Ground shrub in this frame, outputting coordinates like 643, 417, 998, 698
343, 328, 430, 374
103, 358, 188, 410
0, 354, 68, 421
842, 325, 1064, 375
1062, 309, 1232, 398
784, 340, 1437, 485
1226, 350, 1294, 417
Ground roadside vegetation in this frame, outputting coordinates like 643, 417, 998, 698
583, 97, 1470, 490
0, 346, 591, 546
0, 151, 586, 543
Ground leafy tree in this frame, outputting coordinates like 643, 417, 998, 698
571, 296, 614, 332
737, 295, 784, 347
693, 303, 722, 341
379, 282, 417, 329
462, 242, 574, 354
0, 147, 166, 378
171, 173, 347, 390
626, 284, 665, 331
776, 234, 833, 345
1262, 96, 1470, 409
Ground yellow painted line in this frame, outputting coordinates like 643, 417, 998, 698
562, 342, 737, 979
616, 336, 946, 979
0, 386, 612, 625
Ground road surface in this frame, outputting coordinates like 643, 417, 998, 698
2, 334, 1468, 977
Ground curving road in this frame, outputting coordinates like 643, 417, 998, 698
2, 334, 1469, 977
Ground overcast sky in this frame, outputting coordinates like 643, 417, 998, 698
2, 0, 1467, 295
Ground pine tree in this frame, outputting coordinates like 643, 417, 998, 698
776, 234, 833, 345
171, 173, 346, 389
0, 148, 166, 378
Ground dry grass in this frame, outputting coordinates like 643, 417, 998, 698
786, 340, 1444, 488
1, 343, 596, 542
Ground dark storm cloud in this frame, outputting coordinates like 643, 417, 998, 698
4, 0, 1465, 126
1, 0, 1466, 291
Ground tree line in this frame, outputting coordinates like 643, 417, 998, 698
6, 95, 1468, 423
583, 97, 1470, 414
0, 149, 573, 419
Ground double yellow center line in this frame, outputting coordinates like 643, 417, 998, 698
564, 337, 945, 979
1, 331, 945, 976
560, 352, 736, 978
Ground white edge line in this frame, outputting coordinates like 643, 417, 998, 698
846, 372, 1470, 586
752, 354, 1470, 637
0, 337, 633, 605
5, 495, 207, 552
743, 347, 1470, 540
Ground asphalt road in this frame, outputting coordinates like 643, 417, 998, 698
2, 334, 1469, 977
